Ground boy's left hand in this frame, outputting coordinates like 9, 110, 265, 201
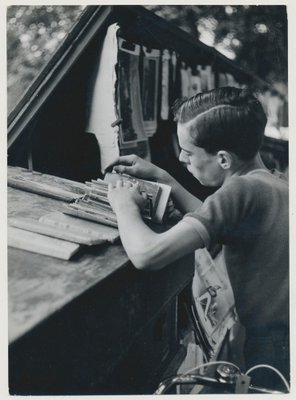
108, 180, 147, 214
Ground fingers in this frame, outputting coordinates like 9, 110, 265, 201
104, 155, 137, 173
118, 155, 138, 164
109, 180, 135, 189
112, 165, 135, 175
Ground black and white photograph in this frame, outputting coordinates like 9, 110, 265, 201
3, 1, 294, 397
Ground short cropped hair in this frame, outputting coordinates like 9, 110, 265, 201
172, 87, 267, 161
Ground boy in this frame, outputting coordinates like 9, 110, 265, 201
107, 87, 289, 390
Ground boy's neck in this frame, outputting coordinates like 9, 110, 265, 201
228, 153, 268, 179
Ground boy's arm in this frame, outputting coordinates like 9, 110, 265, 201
117, 206, 203, 271
110, 188, 203, 270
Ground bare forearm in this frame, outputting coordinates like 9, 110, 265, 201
115, 205, 163, 270
115, 203, 203, 271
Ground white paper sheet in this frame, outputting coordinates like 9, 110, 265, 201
86, 24, 120, 172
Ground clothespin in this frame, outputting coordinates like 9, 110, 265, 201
111, 118, 123, 128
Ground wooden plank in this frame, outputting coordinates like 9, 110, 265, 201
8, 226, 80, 260
7, 166, 88, 201
9, 210, 120, 245
39, 211, 119, 243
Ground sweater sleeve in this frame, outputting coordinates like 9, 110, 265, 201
182, 176, 257, 248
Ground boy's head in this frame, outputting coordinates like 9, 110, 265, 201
173, 87, 267, 185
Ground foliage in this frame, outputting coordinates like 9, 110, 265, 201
7, 6, 85, 113
7, 5, 287, 114
145, 5, 287, 86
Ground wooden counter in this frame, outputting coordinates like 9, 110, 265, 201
8, 186, 194, 395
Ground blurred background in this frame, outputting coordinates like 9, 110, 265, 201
7, 5, 288, 141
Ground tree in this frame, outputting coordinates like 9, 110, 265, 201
145, 5, 287, 86
7, 5, 288, 113
7, 6, 84, 113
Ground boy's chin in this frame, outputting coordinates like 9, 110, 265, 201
189, 170, 216, 187
196, 178, 207, 186
187, 167, 205, 185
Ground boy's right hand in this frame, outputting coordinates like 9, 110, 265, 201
104, 155, 164, 181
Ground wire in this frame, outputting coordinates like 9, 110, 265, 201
245, 364, 290, 392
179, 361, 290, 393
182, 360, 242, 376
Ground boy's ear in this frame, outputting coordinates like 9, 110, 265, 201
217, 150, 232, 170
